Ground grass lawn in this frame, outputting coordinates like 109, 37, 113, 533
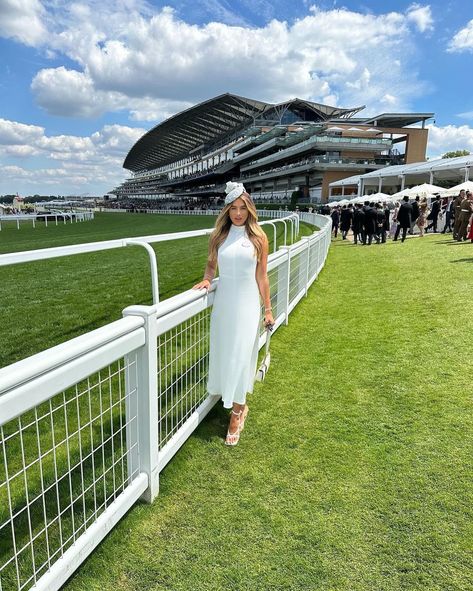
1, 217, 472, 591
0, 213, 311, 368
52, 232, 473, 591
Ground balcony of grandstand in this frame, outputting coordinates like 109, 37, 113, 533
112, 93, 433, 203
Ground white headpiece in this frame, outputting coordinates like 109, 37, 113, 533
224, 181, 245, 205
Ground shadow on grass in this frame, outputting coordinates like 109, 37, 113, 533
191, 404, 228, 443
433, 240, 471, 245
450, 258, 473, 263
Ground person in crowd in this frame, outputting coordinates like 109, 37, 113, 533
362, 201, 376, 245
331, 207, 340, 238
453, 190, 466, 239
394, 196, 413, 242
417, 197, 428, 237
352, 203, 364, 245
340, 204, 353, 240
441, 198, 454, 233
193, 182, 274, 446
383, 202, 390, 239
375, 203, 386, 243
457, 190, 473, 241
468, 214, 473, 242
410, 196, 420, 234
390, 201, 400, 238
425, 195, 441, 233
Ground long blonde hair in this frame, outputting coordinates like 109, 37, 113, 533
208, 192, 266, 263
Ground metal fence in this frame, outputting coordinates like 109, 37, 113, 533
0, 212, 94, 231
0, 212, 331, 591
0, 210, 299, 307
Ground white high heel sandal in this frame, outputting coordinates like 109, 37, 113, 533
225, 409, 243, 446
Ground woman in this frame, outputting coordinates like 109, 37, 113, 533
417, 197, 428, 237
193, 181, 274, 446
390, 202, 400, 238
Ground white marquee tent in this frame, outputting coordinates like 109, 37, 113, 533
391, 183, 445, 199
438, 180, 473, 197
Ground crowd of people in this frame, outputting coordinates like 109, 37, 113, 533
98, 196, 224, 211
329, 190, 473, 245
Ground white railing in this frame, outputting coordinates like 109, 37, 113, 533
0, 211, 94, 231
0, 211, 299, 306
96, 207, 290, 216
0, 212, 331, 591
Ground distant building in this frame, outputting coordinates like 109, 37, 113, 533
112, 93, 433, 203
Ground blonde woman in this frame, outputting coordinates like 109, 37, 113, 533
390, 202, 400, 238
417, 197, 428, 237
193, 182, 274, 446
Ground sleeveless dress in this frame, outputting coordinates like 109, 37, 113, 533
207, 223, 261, 408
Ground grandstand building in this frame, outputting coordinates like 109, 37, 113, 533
113, 93, 433, 203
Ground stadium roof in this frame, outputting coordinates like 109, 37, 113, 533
360, 113, 434, 127
123, 93, 365, 172
329, 155, 473, 188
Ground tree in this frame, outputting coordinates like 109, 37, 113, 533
442, 149, 470, 159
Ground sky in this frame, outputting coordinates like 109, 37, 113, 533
0, 0, 472, 197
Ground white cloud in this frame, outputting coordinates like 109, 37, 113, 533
0, 2, 440, 194
27, 3, 432, 120
31, 67, 121, 118
426, 124, 473, 158
0, 118, 44, 144
346, 68, 371, 91
382, 93, 397, 106
406, 4, 433, 33
0, 0, 47, 46
448, 19, 473, 53
4, 145, 39, 157
0, 119, 146, 194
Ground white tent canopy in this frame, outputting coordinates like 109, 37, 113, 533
391, 183, 445, 199
329, 155, 473, 195
328, 174, 361, 188
363, 192, 392, 202
438, 180, 473, 196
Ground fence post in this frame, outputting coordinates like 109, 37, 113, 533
122, 304, 159, 503
302, 238, 310, 296
279, 246, 291, 325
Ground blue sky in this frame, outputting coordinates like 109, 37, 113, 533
0, 0, 472, 196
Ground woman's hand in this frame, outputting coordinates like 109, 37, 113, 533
264, 311, 275, 329
192, 279, 211, 291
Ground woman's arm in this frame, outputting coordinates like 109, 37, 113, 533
192, 257, 217, 291
255, 234, 274, 326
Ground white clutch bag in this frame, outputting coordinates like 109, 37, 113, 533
255, 326, 272, 382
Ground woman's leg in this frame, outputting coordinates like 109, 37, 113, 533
225, 401, 249, 445
228, 402, 246, 434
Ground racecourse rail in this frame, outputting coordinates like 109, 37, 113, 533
0, 211, 94, 231
0, 210, 331, 591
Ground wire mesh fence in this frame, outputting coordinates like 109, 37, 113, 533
157, 308, 211, 449
0, 355, 140, 591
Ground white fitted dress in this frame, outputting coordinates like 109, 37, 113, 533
207, 223, 261, 408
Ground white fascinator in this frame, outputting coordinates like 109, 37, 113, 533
224, 181, 245, 205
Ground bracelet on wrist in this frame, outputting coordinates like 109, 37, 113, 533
265, 307, 272, 312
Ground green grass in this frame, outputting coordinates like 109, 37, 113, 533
56, 232, 471, 591
0, 213, 311, 368
1, 219, 472, 591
